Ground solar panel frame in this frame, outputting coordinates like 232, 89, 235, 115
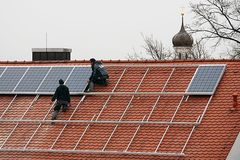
12, 67, 30, 92
186, 64, 226, 95
65, 66, 92, 94
34, 66, 53, 93
0, 67, 28, 92
36, 67, 75, 93
0, 67, 6, 78
14, 67, 51, 92
0, 66, 92, 95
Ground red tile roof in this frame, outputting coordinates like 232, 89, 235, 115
0, 59, 239, 159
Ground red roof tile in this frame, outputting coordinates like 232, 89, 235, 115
0, 59, 239, 159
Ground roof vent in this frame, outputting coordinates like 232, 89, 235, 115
32, 48, 71, 61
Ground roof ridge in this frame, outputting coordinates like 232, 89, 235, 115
0, 59, 239, 64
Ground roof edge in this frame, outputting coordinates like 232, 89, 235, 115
0, 59, 238, 65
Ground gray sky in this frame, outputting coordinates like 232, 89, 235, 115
0, 0, 194, 61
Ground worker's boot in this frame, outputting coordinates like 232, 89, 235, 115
51, 111, 58, 124
88, 81, 94, 92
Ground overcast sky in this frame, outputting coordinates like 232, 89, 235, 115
0, 0, 196, 61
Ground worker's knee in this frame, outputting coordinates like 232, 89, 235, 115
51, 110, 59, 120
62, 104, 68, 112
54, 104, 61, 111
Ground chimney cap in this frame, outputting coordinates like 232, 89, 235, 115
32, 48, 72, 53
32, 48, 71, 61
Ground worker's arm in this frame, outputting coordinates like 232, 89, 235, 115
67, 87, 70, 103
51, 88, 59, 102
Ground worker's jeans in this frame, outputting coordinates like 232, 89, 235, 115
88, 76, 108, 92
52, 100, 68, 120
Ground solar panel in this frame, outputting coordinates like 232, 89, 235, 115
0, 67, 28, 92
187, 65, 226, 95
0, 67, 6, 77
65, 67, 92, 93
14, 67, 51, 92
37, 67, 74, 93
0, 66, 92, 94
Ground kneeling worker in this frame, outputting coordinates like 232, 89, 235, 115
51, 79, 71, 121
88, 58, 109, 92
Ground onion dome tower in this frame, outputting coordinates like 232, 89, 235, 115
172, 13, 193, 59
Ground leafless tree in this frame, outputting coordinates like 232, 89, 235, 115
190, 39, 211, 59
172, 39, 211, 60
127, 48, 147, 60
128, 34, 173, 60
141, 34, 173, 60
128, 34, 212, 60
227, 44, 240, 59
188, 0, 240, 55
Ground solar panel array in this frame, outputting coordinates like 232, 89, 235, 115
0, 66, 91, 94
187, 65, 226, 95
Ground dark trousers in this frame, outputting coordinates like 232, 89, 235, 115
93, 75, 109, 85
52, 100, 69, 120
54, 100, 68, 112
87, 75, 108, 92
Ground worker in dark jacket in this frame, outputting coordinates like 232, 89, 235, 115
51, 79, 70, 121
87, 58, 109, 92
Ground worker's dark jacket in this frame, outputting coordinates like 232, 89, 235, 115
52, 84, 70, 102
89, 61, 109, 81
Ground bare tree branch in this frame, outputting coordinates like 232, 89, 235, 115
190, 39, 211, 59
128, 34, 212, 60
227, 44, 240, 59
188, 0, 240, 51
127, 34, 173, 60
